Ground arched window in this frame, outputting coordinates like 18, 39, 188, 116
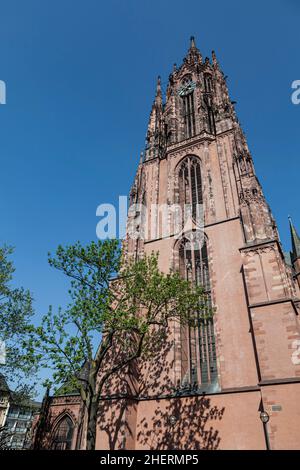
179, 238, 217, 389
177, 157, 217, 391
204, 73, 212, 93
203, 73, 216, 135
180, 77, 196, 139
178, 156, 202, 221
51, 415, 74, 450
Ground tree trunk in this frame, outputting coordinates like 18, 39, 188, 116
85, 361, 99, 450
86, 397, 98, 450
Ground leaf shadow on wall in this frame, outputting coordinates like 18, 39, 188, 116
136, 396, 225, 450
98, 329, 225, 450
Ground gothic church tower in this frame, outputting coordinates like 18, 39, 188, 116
37, 38, 300, 451
120, 37, 300, 449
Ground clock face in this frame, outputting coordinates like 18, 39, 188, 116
177, 80, 196, 97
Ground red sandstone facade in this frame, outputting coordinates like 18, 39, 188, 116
34, 38, 300, 450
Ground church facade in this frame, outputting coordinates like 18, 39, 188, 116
34, 38, 300, 450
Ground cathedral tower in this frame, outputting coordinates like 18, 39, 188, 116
37, 38, 300, 451
121, 37, 300, 449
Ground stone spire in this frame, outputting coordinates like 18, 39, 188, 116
289, 216, 300, 262
154, 75, 162, 108
145, 76, 164, 160
212, 50, 219, 68
190, 35, 196, 49
148, 76, 163, 130
185, 35, 202, 65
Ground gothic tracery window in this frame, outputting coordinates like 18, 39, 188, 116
182, 93, 196, 139
178, 156, 203, 221
177, 156, 217, 391
203, 73, 216, 135
180, 77, 196, 139
178, 238, 217, 389
204, 73, 212, 93
51, 415, 74, 450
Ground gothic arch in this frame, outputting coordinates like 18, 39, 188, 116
173, 232, 218, 392
51, 408, 77, 429
50, 411, 76, 450
174, 153, 203, 173
174, 155, 203, 211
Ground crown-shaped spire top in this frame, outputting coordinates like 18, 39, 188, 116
185, 35, 202, 65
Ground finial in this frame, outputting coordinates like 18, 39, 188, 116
190, 36, 196, 48
173, 63, 177, 72
156, 75, 162, 93
212, 50, 218, 66
154, 75, 162, 106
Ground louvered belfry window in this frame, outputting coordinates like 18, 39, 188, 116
177, 156, 217, 390
183, 92, 196, 139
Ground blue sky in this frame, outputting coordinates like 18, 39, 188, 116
0, 0, 299, 377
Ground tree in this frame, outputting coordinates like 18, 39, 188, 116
0, 425, 13, 450
26, 239, 209, 450
0, 245, 35, 395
